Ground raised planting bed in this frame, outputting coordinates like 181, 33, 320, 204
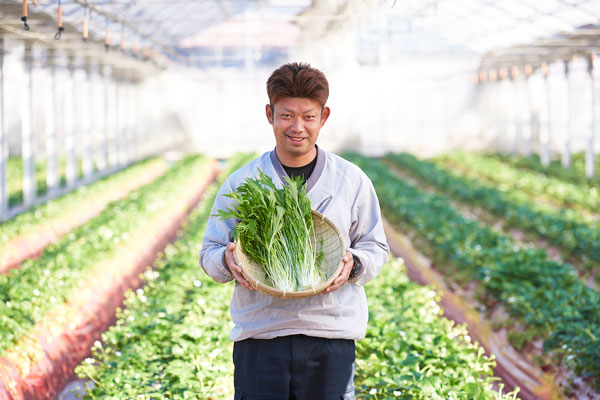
0, 155, 218, 400
344, 152, 600, 393
0, 157, 168, 274
434, 151, 600, 214
384, 153, 600, 264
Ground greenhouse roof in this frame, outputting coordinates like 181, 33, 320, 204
1, 0, 600, 68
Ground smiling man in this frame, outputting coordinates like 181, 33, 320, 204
200, 62, 389, 400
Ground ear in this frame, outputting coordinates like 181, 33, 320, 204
319, 106, 331, 127
266, 104, 274, 124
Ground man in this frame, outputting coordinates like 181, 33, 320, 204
199, 62, 389, 400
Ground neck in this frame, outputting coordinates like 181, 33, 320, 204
276, 146, 317, 167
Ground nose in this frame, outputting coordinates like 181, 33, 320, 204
290, 117, 304, 133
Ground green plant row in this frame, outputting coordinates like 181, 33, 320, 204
0, 157, 166, 246
344, 152, 600, 389
435, 152, 600, 213
385, 153, 600, 263
75, 153, 256, 399
0, 155, 212, 356
491, 152, 600, 189
356, 259, 519, 400
77, 154, 517, 400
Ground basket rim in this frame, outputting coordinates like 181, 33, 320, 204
233, 210, 345, 299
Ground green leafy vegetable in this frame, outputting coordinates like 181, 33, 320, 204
216, 170, 324, 292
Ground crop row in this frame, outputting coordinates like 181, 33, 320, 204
384, 153, 600, 264
491, 152, 600, 189
74, 153, 256, 399
435, 152, 600, 213
1, 157, 167, 273
76, 155, 517, 400
0, 155, 216, 398
344, 152, 600, 389
356, 259, 518, 400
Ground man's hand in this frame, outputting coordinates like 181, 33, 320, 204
225, 242, 254, 290
322, 251, 354, 294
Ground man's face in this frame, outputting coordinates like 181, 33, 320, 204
266, 97, 330, 167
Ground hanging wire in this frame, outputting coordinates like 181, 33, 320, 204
104, 17, 110, 51
132, 38, 139, 57
120, 24, 126, 52
54, 0, 64, 40
82, 4, 89, 41
21, 0, 29, 31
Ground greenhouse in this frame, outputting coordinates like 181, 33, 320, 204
0, 0, 599, 399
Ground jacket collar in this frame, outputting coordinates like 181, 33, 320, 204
269, 145, 326, 193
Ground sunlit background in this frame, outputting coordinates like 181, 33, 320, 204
3, 1, 600, 166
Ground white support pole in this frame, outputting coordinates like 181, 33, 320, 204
65, 59, 77, 188
96, 65, 107, 171
123, 79, 130, 165
500, 68, 516, 153
0, 39, 7, 220
21, 43, 35, 207
105, 67, 117, 168
80, 65, 93, 179
46, 51, 59, 195
522, 64, 534, 156
563, 59, 574, 168
117, 79, 125, 165
88, 65, 98, 173
587, 53, 597, 178
510, 66, 521, 155
115, 78, 124, 167
132, 82, 144, 161
540, 63, 551, 166
487, 70, 499, 143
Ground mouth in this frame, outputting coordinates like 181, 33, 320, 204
286, 135, 306, 143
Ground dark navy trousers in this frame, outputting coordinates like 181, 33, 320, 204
233, 334, 355, 400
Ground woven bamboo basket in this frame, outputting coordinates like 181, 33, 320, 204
233, 210, 345, 298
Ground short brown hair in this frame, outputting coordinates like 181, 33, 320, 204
266, 62, 329, 108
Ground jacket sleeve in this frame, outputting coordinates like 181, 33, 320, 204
347, 174, 390, 286
199, 179, 236, 283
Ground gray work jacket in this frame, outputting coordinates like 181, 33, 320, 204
199, 147, 390, 341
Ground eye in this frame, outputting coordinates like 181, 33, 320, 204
304, 115, 316, 120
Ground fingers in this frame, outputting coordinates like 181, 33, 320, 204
225, 242, 253, 290
322, 251, 354, 294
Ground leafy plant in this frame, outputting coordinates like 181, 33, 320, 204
216, 170, 324, 292
357, 259, 520, 400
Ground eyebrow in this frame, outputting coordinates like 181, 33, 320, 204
279, 107, 318, 114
